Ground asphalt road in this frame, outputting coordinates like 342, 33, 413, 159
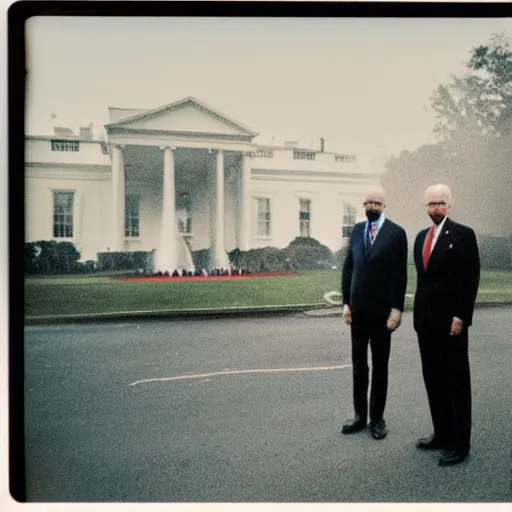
23, 307, 512, 502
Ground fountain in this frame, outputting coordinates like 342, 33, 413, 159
211, 245, 230, 271
154, 229, 195, 274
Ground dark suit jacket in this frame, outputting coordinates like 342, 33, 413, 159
342, 217, 408, 325
413, 217, 480, 333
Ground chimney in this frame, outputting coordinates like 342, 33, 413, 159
79, 123, 94, 141
320, 138, 325, 153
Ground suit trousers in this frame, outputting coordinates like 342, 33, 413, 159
418, 328, 472, 452
350, 320, 391, 424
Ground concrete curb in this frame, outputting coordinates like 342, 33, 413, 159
24, 301, 512, 325
24, 303, 328, 325
302, 301, 512, 318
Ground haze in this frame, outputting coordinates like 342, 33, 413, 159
25, 16, 512, 170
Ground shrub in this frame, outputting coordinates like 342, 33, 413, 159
96, 251, 153, 272
287, 236, 324, 248
334, 246, 349, 267
226, 247, 290, 272
228, 248, 243, 268
284, 237, 334, 269
25, 242, 41, 274
25, 240, 81, 275
191, 248, 211, 270
71, 260, 98, 274
227, 239, 337, 272
84, 260, 98, 273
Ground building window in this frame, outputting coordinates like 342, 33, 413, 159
51, 140, 80, 152
257, 198, 271, 236
342, 226, 355, 238
293, 151, 316, 161
245, 149, 274, 158
125, 195, 140, 237
335, 154, 356, 163
299, 199, 311, 237
342, 202, 357, 238
53, 191, 74, 238
176, 192, 192, 234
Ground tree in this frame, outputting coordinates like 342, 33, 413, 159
381, 144, 449, 235
431, 33, 512, 140
467, 33, 512, 136
383, 33, 512, 239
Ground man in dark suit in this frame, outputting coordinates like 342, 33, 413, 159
413, 184, 480, 466
341, 186, 408, 440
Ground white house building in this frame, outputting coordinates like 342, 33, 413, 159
25, 96, 382, 272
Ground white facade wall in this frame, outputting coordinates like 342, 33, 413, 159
248, 173, 376, 253
25, 145, 380, 260
25, 142, 381, 261
249, 147, 364, 175
26, 137, 111, 166
24, 98, 383, 265
25, 166, 111, 261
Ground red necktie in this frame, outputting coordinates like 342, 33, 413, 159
370, 224, 376, 243
422, 225, 435, 269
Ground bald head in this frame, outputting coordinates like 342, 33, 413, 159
424, 184, 452, 206
424, 183, 452, 224
362, 185, 386, 222
363, 186, 387, 207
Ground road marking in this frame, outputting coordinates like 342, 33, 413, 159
129, 364, 353, 387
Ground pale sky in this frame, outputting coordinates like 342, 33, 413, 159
25, 16, 512, 166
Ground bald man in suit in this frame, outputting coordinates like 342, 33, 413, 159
413, 184, 480, 466
341, 186, 408, 440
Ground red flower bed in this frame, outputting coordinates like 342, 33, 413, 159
111, 272, 297, 282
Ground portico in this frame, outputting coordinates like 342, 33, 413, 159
105, 97, 258, 272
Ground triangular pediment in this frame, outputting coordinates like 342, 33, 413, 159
105, 97, 258, 138
108, 107, 148, 124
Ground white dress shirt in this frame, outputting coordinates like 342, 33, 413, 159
365, 213, 386, 244
427, 215, 448, 255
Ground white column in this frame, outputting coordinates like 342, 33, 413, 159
213, 149, 228, 269
110, 144, 125, 251
73, 190, 83, 250
208, 152, 216, 268
239, 153, 252, 251
155, 146, 178, 273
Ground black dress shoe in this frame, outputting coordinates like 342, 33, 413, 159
341, 416, 367, 434
416, 434, 445, 450
438, 448, 469, 466
370, 419, 388, 440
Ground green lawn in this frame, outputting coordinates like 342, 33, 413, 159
24, 267, 512, 317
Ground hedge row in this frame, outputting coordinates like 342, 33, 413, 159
96, 251, 153, 271
24, 237, 345, 275
24, 235, 512, 275
194, 237, 345, 272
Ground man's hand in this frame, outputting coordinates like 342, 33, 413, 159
343, 304, 352, 325
450, 316, 463, 336
387, 308, 402, 332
